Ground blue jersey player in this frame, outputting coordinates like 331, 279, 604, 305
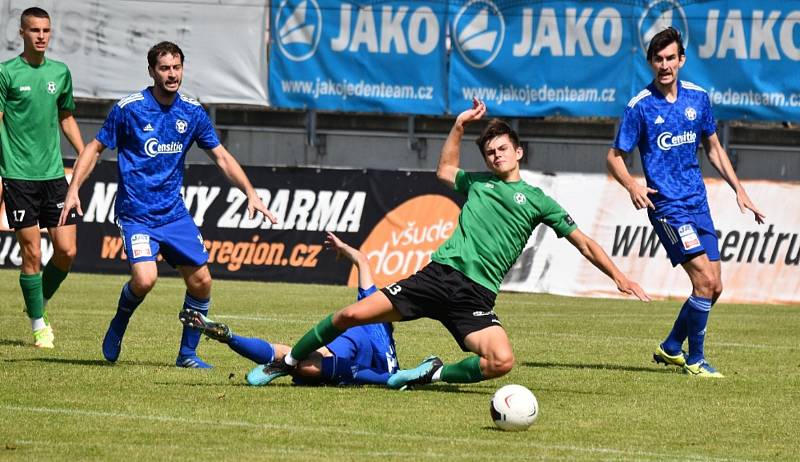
607, 28, 764, 378
179, 232, 401, 386
61, 41, 277, 368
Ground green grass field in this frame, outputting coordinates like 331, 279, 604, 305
1, 268, 798, 461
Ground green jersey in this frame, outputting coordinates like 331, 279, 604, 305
432, 169, 577, 293
0, 56, 75, 180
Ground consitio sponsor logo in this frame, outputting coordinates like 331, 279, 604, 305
351, 194, 460, 288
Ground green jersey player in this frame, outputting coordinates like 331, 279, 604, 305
0, 7, 85, 349
250, 98, 650, 389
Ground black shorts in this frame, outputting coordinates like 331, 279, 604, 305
1, 178, 77, 229
380, 261, 501, 352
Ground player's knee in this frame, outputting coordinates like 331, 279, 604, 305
692, 271, 717, 298
190, 273, 212, 294
54, 245, 77, 264
20, 242, 41, 263
334, 307, 363, 329
483, 352, 515, 378
130, 276, 157, 295
713, 280, 723, 301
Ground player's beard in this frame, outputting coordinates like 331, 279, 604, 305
161, 79, 181, 94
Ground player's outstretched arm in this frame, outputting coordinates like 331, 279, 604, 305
324, 231, 373, 290
701, 134, 765, 224
606, 147, 657, 210
205, 145, 278, 224
565, 228, 651, 301
437, 98, 487, 188
58, 110, 85, 156
59, 139, 106, 226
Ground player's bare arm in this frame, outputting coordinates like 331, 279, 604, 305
324, 231, 374, 293
437, 98, 487, 188
565, 228, 651, 302
606, 147, 657, 210
205, 145, 277, 224
59, 139, 106, 226
58, 110, 85, 155
701, 134, 765, 224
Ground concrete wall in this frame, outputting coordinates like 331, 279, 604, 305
65, 110, 799, 182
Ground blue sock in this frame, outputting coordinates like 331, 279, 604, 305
228, 334, 275, 364
179, 293, 210, 357
686, 295, 712, 365
111, 283, 144, 333
662, 300, 691, 354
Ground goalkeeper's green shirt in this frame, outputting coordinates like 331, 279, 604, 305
432, 169, 577, 294
0, 56, 75, 180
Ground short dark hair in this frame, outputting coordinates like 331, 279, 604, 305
20, 7, 49, 27
647, 27, 685, 61
147, 41, 185, 68
476, 119, 520, 157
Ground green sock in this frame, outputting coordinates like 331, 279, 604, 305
290, 314, 343, 361
20, 272, 44, 320
42, 260, 69, 301
440, 355, 484, 383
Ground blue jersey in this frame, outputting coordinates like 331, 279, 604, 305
96, 88, 220, 226
323, 285, 399, 384
613, 80, 717, 217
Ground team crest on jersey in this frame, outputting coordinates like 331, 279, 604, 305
47, 81, 56, 94
514, 192, 526, 204
485, 183, 495, 189
175, 119, 188, 134
684, 107, 697, 121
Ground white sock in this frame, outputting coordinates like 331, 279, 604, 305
31, 317, 47, 331
284, 352, 297, 366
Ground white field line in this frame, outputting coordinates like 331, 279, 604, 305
1, 405, 761, 462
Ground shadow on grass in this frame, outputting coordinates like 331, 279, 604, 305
397, 384, 492, 395
0, 339, 27, 347
151, 381, 494, 395
521, 360, 679, 374
1, 357, 169, 367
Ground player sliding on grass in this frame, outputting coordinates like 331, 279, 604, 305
180, 231, 401, 386
249, 98, 650, 390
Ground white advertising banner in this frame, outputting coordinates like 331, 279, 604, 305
502, 171, 800, 305
0, 0, 268, 105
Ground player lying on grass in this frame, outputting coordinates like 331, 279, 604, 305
180, 232, 403, 386
247, 98, 651, 390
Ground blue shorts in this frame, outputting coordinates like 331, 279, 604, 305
649, 210, 719, 267
118, 214, 208, 267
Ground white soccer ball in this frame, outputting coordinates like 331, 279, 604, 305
490, 384, 539, 431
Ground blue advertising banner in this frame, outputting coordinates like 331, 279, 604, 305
666, 0, 800, 121
449, 0, 800, 120
266, 0, 800, 121
448, 0, 637, 117
269, 0, 448, 114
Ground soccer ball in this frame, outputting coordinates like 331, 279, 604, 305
490, 384, 539, 431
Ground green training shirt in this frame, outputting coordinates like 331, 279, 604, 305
432, 169, 578, 293
0, 56, 75, 180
